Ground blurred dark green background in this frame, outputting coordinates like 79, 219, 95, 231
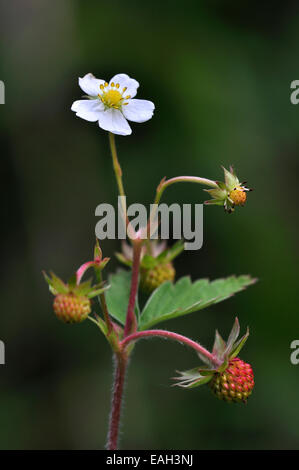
1, 0, 299, 450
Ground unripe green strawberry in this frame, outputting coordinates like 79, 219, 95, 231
140, 262, 175, 294
209, 357, 254, 404
53, 293, 91, 324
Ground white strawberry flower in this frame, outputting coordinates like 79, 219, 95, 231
71, 73, 155, 136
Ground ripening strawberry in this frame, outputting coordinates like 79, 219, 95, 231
43, 269, 107, 325
174, 318, 255, 405
140, 262, 175, 294
53, 293, 91, 323
209, 357, 254, 403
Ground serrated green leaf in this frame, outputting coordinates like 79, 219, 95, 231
105, 270, 140, 325
139, 275, 256, 330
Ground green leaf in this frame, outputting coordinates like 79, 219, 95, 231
105, 270, 139, 325
139, 275, 256, 330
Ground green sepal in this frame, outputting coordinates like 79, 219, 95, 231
197, 366, 218, 376
97, 257, 110, 272
68, 274, 77, 289
173, 367, 214, 388
224, 317, 240, 357
217, 359, 229, 373
229, 328, 249, 359
196, 350, 215, 368
86, 283, 109, 299
215, 180, 227, 190
115, 252, 133, 267
156, 239, 184, 263
73, 279, 92, 295
222, 166, 239, 191
204, 199, 224, 206
204, 187, 227, 200
43, 269, 109, 300
93, 314, 108, 336
94, 240, 102, 261
43, 271, 68, 295
212, 330, 226, 358
141, 254, 158, 269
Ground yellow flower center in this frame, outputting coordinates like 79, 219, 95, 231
229, 186, 247, 206
98, 82, 130, 109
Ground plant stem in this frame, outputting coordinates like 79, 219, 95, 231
108, 132, 129, 231
154, 176, 218, 206
147, 175, 218, 234
106, 352, 128, 450
120, 329, 221, 367
109, 132, 126, 197
124, 241, 142, 337
96, 269, 113, 334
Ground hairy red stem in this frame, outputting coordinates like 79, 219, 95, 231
121, 329, 221, 367
106, 353, 128, 450
124, 241, 142, 337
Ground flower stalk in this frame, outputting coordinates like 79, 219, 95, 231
109, 132, 126, 198
120, 329, 222, 367
154, 175, 218, 206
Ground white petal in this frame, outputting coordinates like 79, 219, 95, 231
71, 99, 104, 122
79, 73, 105, 97
97, 108, 132, 136
122, 99, 155, 123
109, 73, 139, 98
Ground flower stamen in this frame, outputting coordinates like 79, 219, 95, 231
99, 88, 124, 109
